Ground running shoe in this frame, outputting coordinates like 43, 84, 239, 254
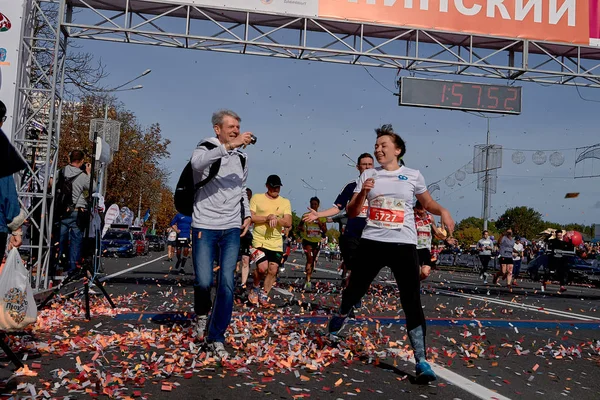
415, 361, 437, 384
258, 289, 270, 307
248, 287, 261, 305
303, 281, 312, 292
206, 341, 229, 361
328, 314, 348, 339
347, 308, 356, 320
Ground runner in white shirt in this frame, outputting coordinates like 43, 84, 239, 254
414, 200, 455, 280
512, 237, 524, 286
167, 228, 177, 261
326, 124, 455, 384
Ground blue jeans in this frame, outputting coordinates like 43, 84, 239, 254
192, 227, 240, 343
59, 211, 83, 272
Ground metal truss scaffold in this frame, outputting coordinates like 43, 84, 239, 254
63, 0, 600, 87
13, 0, 600, 290
12, 0, 68, 291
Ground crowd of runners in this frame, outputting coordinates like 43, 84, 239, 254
159, 109, 591, 384
161, 110, 460, 384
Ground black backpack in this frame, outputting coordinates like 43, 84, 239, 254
54, 168, 83, 217
174, 142, 247, 217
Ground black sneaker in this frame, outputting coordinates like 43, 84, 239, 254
347, 308, 356, 320
328, 314, 348, 339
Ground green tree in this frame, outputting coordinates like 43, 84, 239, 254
455, 216, 498, 237
454, 226, 482, 247
496, 206, 544, 239
456, 216, 484, 231
326, 228, 340, 243
562, 223, 593, 236
543, 220, 563, 232
291, 211, 302, 239
58, 95, 173, 231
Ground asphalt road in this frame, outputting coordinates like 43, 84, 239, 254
4, 251, 600, 399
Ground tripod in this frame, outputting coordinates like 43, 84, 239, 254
39, 133, 115, 318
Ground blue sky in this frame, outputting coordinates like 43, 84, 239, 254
78, 39, 600, 227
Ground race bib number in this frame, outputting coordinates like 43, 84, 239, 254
416, 216, 432, 247
358, 201, 369, 218
417, 230, 431, 248
367, 197, 405, 229
307, 224, 322, 238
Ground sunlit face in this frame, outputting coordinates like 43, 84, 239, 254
266, 184, 280, 198
310, 200, 320, 211
483, 231, 489, 238
214, 115, 240, 144
357, 156, 374, 174
374, 135, 401, 166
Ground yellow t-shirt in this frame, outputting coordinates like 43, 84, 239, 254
250, 193, 292, 252
302, 217, 327, 243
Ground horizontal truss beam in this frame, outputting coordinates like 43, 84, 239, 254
62, 1, 600, 87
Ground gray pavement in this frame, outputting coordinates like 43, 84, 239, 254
1, 251, 599, 399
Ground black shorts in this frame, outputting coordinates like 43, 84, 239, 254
167, 240, 177, 247
257, 248, 283, 265
339, 235, 360, 271
239, 233, 252, 257
417, 248, 434, 267
499, 256, 513, 265
302, 240, 320, 252
176, 238, 190, 248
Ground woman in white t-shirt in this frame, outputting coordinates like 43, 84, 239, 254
326, 124, 455, 384
167, 228, 177, 261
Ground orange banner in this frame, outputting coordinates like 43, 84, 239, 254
318, 0, 590, 45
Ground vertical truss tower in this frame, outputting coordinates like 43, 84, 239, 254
12, 0, 68, 290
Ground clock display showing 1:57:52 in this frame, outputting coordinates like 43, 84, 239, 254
399, 77, 522, 115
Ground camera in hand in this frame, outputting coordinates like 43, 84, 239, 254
249, 134, 257, 145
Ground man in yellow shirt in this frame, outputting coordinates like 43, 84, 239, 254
249, 175, 292, 306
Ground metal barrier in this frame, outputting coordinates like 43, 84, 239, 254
437, 253, 497, 272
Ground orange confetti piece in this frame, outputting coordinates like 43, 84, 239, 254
334, 378, 343, 387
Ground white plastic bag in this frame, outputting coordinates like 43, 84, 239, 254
0, 249, 37, 331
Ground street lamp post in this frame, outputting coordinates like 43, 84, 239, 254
96, 76, 150, 198
301, 178, 325, 197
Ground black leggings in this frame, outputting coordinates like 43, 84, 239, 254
340, 239, 426, 333
550, 257, 569, 286
479, 255, 491, 274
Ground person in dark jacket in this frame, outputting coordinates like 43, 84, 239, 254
0, 100, 27, 258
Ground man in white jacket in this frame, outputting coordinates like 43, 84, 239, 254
190, 110, 253, 360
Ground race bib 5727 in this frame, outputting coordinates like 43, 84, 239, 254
367, 197, 405, 229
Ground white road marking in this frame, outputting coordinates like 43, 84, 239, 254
286, 262, 340, 275
100, 255, 167, 281
289, 262, 599, 321
401, 357, 512, 400
272, 287, 294, 297
434, 288, 600, 321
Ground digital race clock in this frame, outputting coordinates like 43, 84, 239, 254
399, 77, 522, 115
